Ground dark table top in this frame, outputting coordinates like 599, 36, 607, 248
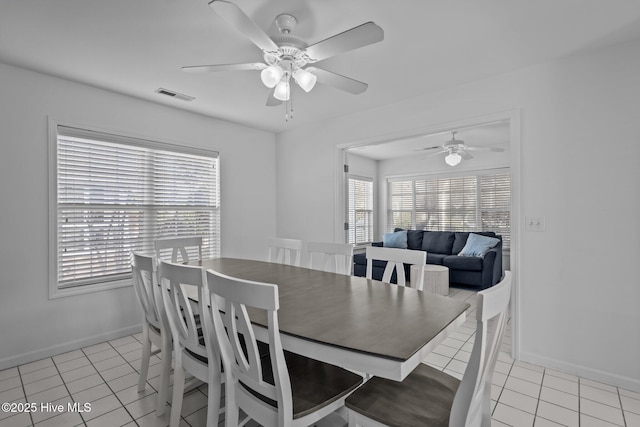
190, 258, 470, 362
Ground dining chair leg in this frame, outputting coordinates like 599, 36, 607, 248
481, 381, 492, 427
156, 333, 172, 416
206, 369, 222, 427
225, 389, 239, 427
348, 409, 357, 427
138, 323, 151, 392
170, 358, 186, 427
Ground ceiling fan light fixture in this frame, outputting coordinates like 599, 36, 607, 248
293, 68, 317, 92
260, 65, 284, 88
445, 152, 462, 166
274, 80, 290, 101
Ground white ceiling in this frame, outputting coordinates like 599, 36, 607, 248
349, 120, 510, 160
1, 0, 640, 133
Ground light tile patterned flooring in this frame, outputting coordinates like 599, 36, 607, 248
1, 287, 639, 427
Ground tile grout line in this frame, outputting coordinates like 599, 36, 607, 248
17, 362, 36, 427
532, 368, 545, 426
618, 386, 628, 427
80, 338, 151, 427
50, 354, 88, 427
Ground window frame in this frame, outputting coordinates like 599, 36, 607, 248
346, 174, 374, 246
386, 168, 511, 250
48, 119, 220, 298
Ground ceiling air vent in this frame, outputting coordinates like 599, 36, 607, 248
155, 88, 195, 102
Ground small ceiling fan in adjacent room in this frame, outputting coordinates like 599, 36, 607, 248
182, 0, 384, 120
417, 131, 505, 166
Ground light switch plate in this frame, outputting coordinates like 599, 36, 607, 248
525, 216, 545, 232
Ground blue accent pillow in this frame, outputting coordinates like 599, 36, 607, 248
458, 233, 500, 257
383, 230, 408, 249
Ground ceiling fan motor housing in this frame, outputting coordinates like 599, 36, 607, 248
275, 14, 298, 34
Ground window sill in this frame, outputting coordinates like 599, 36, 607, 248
49, 278, 132, 299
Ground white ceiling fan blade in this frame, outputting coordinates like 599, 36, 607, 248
182, 63, 266, 73
421, 149, 448, 159
306, 67, 368, 94
209, 0, 279, 55
460, 150, 474, 160
465, 146, 505, 152
414, 145, 443, 152
265, 87, 282, 106
303, 22, 384, 63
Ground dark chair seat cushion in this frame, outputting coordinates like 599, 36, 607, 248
346, 363, 460, 427
248, 349, 363, 419
443, 255, 483, 271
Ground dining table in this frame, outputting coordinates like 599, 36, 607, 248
187, 257, 470, 382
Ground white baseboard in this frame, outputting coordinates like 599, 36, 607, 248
519, 351, 640, 393
0, 324, 142, 371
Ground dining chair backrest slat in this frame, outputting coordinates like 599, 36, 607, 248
155, 236, 203, 263
307, 242, 354, 275
267, 237, 303, 267
365, 246, 426, 288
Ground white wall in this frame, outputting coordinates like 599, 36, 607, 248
276, 38, 640, 391
0, 63, 276, 369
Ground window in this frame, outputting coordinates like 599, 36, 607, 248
346, 176, 374, 245
50, 124, 220, 296
388, 170, 510, 249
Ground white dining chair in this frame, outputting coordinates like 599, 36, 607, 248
130, 252, 172, 416
205, 269, 363, 427
307, 241, 354, 275
155, 235, 203, 263
346, 271, 512, 427
158, 260, 223, 427
365, 246, 426, 289
266, 237, 303, 267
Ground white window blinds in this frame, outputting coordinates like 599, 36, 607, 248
347, 176, 374, 245
54, 126, 220, 289
388, 171, 510, 249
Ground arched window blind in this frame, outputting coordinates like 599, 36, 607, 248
52, 125, 220, 290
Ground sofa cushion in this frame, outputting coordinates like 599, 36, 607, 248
452, 233, 470, 255
353, 253, 367, 266
458, 233, 500, 257
407, 230, 424, 250
383, 230, 408, 249
353, 253, 388, 269
421, 231, 455, 254
443, 255, 483, 271
426, 253, 448, 265
452, 231, 498, 255
394, 228, 424, 250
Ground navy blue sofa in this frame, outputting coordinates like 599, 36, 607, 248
353, 230, 503, 289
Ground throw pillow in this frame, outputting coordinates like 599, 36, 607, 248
383, 230, 408, 249
458, 233, 500, 257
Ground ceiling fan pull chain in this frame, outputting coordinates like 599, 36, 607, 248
290, 84, 294, 119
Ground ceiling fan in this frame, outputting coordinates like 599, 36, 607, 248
417, 131, 505, 166
182, 0, 384, 119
